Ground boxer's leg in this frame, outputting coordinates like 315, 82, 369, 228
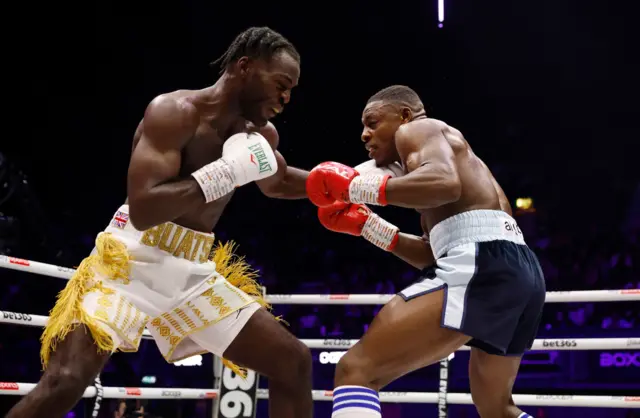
190, 305, 313, 418
468, 348, 528, 418
332, 290, 470, 418
468, 257, 544, 418
6, 326, 111, 418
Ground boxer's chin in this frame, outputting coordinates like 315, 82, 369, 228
248, 110, 268, 127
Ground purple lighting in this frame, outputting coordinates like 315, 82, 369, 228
600, 352, 640, 368
438, 0, 445, 25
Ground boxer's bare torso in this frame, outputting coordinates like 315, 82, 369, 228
127, 89, 280, 232
400, 118, 512, 239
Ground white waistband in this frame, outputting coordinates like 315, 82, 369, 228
429, 210, 526, 258
104, 205, 216, 265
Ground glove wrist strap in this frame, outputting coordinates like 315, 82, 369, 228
362, 213, 399, 251
348, 174, 390, 206
191, 158, 237, 203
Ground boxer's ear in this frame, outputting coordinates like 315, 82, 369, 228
400, 107, 412, 123
236, 56, 251, 76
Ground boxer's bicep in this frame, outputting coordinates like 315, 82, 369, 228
128, 97, 198, 197
384, 122, 461, 208
128, 136, 182, 196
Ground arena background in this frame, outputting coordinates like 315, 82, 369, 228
1, 0, 639, 417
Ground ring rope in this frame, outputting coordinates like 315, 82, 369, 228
0, 383, 637, 408
1, 310, 637, 351
1, 256, 639, 304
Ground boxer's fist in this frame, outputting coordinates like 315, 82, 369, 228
317, 202, 371, 236
318, 201, 400, 251
306, 162, 359, 207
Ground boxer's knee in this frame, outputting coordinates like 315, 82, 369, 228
334, 351, 380, 391
42, 366, 91, 394
41, 365, 91, 399
289, 340, 313, 383
273, 339, 312, 389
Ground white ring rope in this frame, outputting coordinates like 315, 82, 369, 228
0, 383, 638, 408
1, 255, 639, 410
1, 310, 638, 351
1, 256, 639, 304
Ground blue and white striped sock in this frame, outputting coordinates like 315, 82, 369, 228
332, 385, 382, 418
517, 413, 533, 418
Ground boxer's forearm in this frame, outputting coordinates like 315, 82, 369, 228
129, 179, 205, 230
384, 167, 461, 209
267, 166, 309, 199
391, 232, 436, 270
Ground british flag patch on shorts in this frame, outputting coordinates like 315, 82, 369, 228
110, 211, 129, 229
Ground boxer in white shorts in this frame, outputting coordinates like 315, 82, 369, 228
8, 27, 314, 418
306, 85, 545, 418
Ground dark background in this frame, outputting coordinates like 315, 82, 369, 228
1, 0, 639, 417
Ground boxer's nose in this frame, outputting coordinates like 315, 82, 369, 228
361, 128, 372, 143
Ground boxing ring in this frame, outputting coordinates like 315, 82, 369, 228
1, 255, 639, 416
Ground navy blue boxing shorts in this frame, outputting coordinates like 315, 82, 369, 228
398, 210, 546, 356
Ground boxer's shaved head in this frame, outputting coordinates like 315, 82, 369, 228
213, 27, 300, 74
361, 85, 426, 166
367, 85, 424, 113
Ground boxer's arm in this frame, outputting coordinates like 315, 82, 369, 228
384, 122, 461, 209
255, 122, 309, 199
269, 164, 310, 199
127, 96, 204, 230
391, 232, 436, 270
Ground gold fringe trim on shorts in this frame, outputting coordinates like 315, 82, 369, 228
40, 233, 280, 378
40, 233, 130, 369
211, 241, 268, 309
210, 240, 284, 377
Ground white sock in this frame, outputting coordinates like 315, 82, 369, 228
517, 413, 533, 418
331, 385, 381, 418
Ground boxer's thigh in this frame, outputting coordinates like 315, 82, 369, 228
339, 291, 471, 388
188, 302, 261, 358
192, 305, 310, 379
45, 325, 111, 386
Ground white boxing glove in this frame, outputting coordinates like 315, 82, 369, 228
191, 132, 278, 202
354, 159, 404, 178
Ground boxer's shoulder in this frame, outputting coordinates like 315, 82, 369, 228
141, 93, 200, 147
144, 93, 199, 131
396, 118, 445, 142
396, 118, 466, 154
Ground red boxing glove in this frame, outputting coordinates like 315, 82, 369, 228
306, 162, 360, 207
318, 202, 370, 236
317, 202, 400, 251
